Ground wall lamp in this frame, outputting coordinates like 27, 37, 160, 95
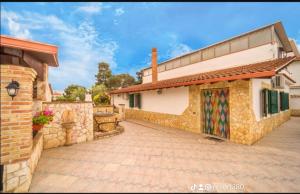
6, 80, 20, 100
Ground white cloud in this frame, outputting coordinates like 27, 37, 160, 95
167, 43, 192, 59
77, 2, 103, 14
1, 8, 119, 90
1, 9, 32, 39
115, 8, 125, 16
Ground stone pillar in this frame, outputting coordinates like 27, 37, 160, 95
0, 64, 37, 192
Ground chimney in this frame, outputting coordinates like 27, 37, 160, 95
151, 48, 158, 83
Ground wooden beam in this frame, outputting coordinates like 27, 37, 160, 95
23, 52, 45, 81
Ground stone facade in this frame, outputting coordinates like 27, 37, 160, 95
125, 79, 291, 145
93, 105, 114, 113
42, 102, 93, 149
1, 64, 37, 164
2, 131, 43, 192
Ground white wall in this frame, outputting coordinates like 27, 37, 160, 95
287, 61, 300, 85
252, 78, 271, 121
143, 43, 277, 83
140, 87, 189, 115
112, 86, 189, 115
111, 93, 129, 108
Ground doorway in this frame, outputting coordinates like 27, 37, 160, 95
202, 88, 230, 139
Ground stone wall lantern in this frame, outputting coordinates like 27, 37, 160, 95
5, 80, 20, 100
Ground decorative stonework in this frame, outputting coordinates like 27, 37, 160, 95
125, 79, 291, 145
2, 131, 43, 192
42, 102, 93, 149
93, 105, 114, 113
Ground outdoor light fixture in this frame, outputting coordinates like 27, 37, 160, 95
6, 80, 20, 100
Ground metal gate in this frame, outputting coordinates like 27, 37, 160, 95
202, 88, 230, 139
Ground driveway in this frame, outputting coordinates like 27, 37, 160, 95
29, 117, 300, 193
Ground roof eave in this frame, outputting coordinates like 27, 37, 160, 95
0, 35, 59, 67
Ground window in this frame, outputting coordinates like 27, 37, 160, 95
268, 90, 278, 114
129, 93, 141, 109
280, 92, 289, 111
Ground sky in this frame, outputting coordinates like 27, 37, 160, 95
1, 2, 300, 91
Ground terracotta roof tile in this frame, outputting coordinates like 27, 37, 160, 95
110, 57, 296, 94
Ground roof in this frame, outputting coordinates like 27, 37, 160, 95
142, 21, 292, 72
0, 35, 59, 67
110, 57, 296, 94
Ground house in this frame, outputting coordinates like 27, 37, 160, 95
0, 35, 59, 192
52, 90, 63, 101
110, 21, 300, 145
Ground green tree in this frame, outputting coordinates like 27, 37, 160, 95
95, 62, 112, 85
91, 84, 110, 105
63, 84, 86, 101
106, 73, 136, 90
136, 70, 143, 84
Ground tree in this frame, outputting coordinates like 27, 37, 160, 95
63, 84, 86, 101
106, 74, 136, 90
91, 84, 110, 105
95, 62, 112, 85
136, 70, 143, 84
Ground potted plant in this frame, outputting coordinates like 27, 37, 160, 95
32, 109, 54, 137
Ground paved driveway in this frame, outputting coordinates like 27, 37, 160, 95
29, 118, 300, 193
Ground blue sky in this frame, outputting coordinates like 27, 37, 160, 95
1, 2, 300, 91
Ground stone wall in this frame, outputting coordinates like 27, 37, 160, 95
1, 64, 37, 164
125, 79, 291, 145
42, 102, 93, 149
93, 105, 114, 113
2, 131, 43, 192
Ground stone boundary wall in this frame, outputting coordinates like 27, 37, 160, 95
93, 105, 114, 113
125, 79, 291, 145
250, 110, 291, 144
2, 131, 43, 192
42, 102, 93, 149
291, 109, 300, 117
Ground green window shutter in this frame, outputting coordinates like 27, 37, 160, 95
280, 92, 284, 111
286, 93, 289, 109
261, 89, 268, 117
283, 93, 289, 110
129, 94, 134, 108
269, 90, 278, 114
136, 93, 141, 109
268, 89, 272, 114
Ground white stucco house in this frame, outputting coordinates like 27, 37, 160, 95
110, 21, 300, 145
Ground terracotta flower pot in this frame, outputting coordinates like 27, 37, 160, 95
32, 124, 43, 131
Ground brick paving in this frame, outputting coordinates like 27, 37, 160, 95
29, 117, 300, 193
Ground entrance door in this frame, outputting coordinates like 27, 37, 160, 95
202, 88, 230, 139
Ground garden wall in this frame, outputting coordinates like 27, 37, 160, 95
42, 102, 93, 149
2, 131, 43, 192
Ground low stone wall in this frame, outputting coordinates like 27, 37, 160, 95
2, 131, 43, 192
93, 105, 114, 113
249, 110, 291, 144
42, 102, 93, 149
291, 109, 300, 117
94, 113, 118, 132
